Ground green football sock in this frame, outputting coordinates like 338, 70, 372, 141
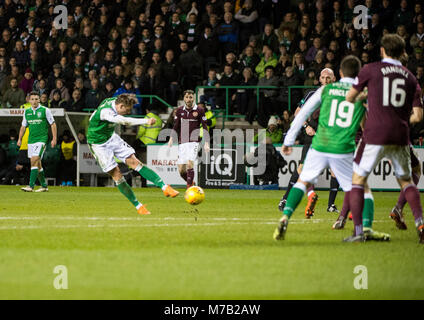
29, 167, 39, 188
363, 193, 374, 228
116, 178, 140, 208
136, 165, 165, 189
282, 182, 306, 219
38, 169, 47, 188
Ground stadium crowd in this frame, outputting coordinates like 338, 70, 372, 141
0, 0, 424, 185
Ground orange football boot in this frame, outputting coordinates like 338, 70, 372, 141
137, 205, 151, 215
163, 185, 179, 198
305, 191, 318, 219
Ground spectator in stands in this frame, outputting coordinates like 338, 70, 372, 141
104, 80, 115, 98
200, 68, 219, 110
239, 45, 260, 71
2, 78, 25, 108
114, 77, 142, 114
279, 110, 294, 136
309, 50, 326, 75
217, 12, 239, 59
416, 64, 424, 87
33, 78, 48, 96
236, 67, 257, 123
66, 89, 85, 112
234, 0, 259, 50
49, 89, 67, 109
58, 130, 76, 186
222, 52, 242, 75
305, 37, 326, 63
185, 13, 202, 49
257, 24, 279, 54
49, 78, 70, 102
85, 78, 105, 110
11, 40, 29, 72
47, 64, 63, 92
149, 52, 162, 74
292, 52, 306, 79
1, 66, 22, 96
131, 64, 145, 89
40, 93, 50, 108
178, 41, 203, 90
257, 66, 279, 127
410, 22, 424, 49
160, 49, 180, 106
19, 68, 35, 96
216, 64, 240, 115
276, 66, 303, 114
197, 25, 220, 71
41, 40, 57, 75
0, 56, 8, 88
275, 48, 292, 76
255, 45, 278, 79
394, 0, 413, 31
253, 116, 283, 144
110, 65, 125, 89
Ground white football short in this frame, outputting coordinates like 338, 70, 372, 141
300, 148, 354, 192
89, 133, 135, 173
353, 144, 411, 180
27, 142, 46, 159
177, 142, 199, 164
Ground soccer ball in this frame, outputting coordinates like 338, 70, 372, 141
184, 186, 205, 205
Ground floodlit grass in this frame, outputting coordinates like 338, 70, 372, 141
0, 185, 423, 299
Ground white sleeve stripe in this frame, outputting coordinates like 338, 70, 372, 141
283, 87, 323, 146
45, 107, 55, 125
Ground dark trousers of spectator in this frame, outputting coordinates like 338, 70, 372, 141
257, 95, 278, 127
0, 162, 29, 185
59, 159, 76, 185
236, 91, 256, 116
216, 94, 236, 118
200, 93, 217, 109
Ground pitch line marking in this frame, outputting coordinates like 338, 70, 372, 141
0, 216, 392, 223
0, 220, 394, 230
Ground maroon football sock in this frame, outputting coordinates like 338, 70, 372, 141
403, 184, 423, 225
186, 169, 194, 186
307, 185, 315, 194
396, 172, 420, 210
349, 185, 364, 235
340, 191, 350, 219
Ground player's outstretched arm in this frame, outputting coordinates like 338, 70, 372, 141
50, 122, 57, 147
283, 87, 323, 147
101, 109, 152, 126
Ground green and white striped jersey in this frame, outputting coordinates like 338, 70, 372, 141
284, 77, 365, 154
22, 105, 55, 144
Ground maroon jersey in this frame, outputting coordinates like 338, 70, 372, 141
173, 104, 208, 143
353, 59, 423, 145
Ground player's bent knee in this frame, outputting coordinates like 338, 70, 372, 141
125, 155, 141, 170
397, 176, 413, 188
352, 172, 367, 185
108, 167, 123, 182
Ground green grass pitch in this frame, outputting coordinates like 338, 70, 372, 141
0, 185, 423, 300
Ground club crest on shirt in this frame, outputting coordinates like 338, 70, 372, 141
37, 112, 42, 118
193, 111, 198, 117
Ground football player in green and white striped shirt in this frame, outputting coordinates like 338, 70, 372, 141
273, 56, 367, 241
17, 91, 57, 192
87, 93, 179, 215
